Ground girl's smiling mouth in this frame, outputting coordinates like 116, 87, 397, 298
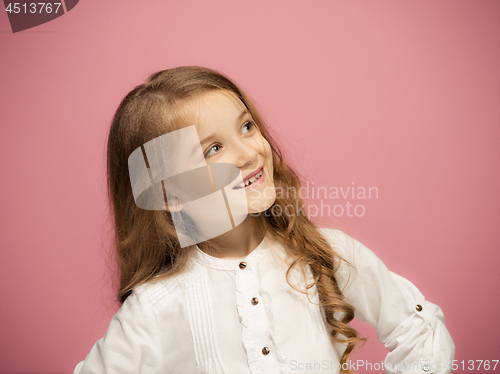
233, 167, 265, 190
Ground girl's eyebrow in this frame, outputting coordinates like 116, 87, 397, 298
199, 110, 251, 144
238, 110, 251, 121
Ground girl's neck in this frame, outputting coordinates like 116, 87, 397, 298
199, 216, 265, 260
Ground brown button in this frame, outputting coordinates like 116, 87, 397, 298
416, 304, 423, 312
262, 347, 270, 355
239, 262, 247, 269
251, 297, 259, 305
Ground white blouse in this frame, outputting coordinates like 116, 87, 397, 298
73, 228, 455, 374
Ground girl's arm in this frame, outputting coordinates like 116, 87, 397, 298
73, 289, 163, 374
321, 228, 455, 374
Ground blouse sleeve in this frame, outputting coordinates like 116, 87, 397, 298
73, 289, 163, 374
322, 229, 455, 374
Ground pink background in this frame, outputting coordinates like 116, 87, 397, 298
1, 1, 499, 373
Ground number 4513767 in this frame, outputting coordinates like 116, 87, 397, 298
5, 3, 62, 14
445, 360, 499, 371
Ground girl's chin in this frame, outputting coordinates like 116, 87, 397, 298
245, 182, 276, 214
247, 197, 276, 214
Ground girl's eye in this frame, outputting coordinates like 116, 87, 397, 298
204, 121, 255, 158
204, 144, 221, 158
241, 121, 255, 134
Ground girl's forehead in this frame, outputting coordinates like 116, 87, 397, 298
179, 90, 247, 126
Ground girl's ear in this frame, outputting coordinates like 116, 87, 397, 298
164, 192, 183, 212
167, 202, 183, 212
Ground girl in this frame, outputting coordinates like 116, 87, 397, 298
74, 66, 455, 374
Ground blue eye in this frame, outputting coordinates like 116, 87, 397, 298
242, 121, 255, 134
205, 144, 221, 158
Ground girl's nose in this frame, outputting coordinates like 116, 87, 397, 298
233, 141, 259, 169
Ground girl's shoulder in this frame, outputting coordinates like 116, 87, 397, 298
317, 227, 357, 255
130, 258, 207, 309
317, 227, 379, 274
317, 227, 348, 241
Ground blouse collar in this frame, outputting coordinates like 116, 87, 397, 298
193, 235, 271, 271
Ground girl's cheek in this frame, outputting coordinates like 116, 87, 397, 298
263, 140, 274, 174
264, 139, 272, 159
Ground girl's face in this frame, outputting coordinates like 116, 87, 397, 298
186, 90, 276, 214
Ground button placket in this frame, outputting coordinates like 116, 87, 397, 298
234, 261, 278, 369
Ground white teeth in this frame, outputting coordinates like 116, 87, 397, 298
236, 168, 263, 189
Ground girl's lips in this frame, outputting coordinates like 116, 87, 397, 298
233, 167, 265, 190
244, 167, 265, 190
243, 167, 263, 182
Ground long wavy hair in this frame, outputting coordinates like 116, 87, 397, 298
107, 66, 365, 373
